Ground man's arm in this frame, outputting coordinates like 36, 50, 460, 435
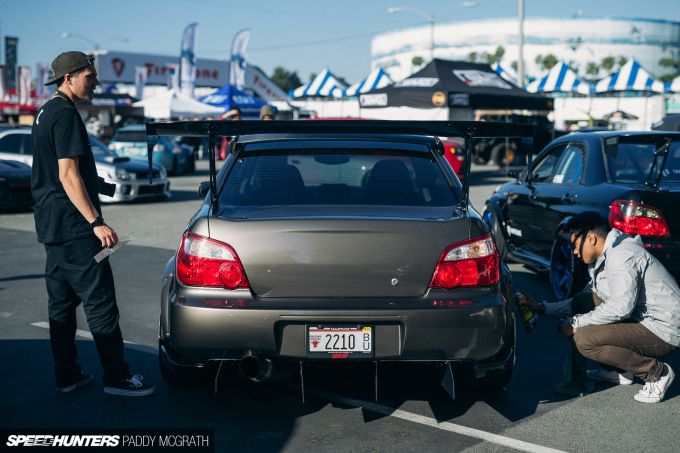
58, 156, 118, 248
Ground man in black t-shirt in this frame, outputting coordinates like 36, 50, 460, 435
32, 51, 153, 396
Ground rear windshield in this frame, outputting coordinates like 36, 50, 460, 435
608, 140, 680, 184
218, 148, 457, 207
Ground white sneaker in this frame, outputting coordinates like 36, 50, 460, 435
586, 368, 634, 385
634, 364, 675, 403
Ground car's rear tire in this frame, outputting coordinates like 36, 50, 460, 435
491, 142, 517, 166
550, 233, 586, 300
483, 205, 508, 261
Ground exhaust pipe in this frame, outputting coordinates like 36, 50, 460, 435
239, 355, 293, 382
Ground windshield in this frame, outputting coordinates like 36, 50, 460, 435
218, 148, 457, 208
608, 140, 680, 184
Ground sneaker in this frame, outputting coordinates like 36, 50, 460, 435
56, 372, 93, 393
104, 375, 155, 397
586, 368, 634, 385
634, 364, 675, 403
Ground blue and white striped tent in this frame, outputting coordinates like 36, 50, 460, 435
594, 59, 664, 93
289, 68, 348, 98
491, 62, 518, 85
526, 61, 591, 95
343, 67, 394, 97
665, 75, 680, 93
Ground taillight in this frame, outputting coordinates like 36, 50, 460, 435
609, 200, 670, 237
176, 232, 250, 289
429, 235, 499, 289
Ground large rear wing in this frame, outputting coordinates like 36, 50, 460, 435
145, 120, 534, 212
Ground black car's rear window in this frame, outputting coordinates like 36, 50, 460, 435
219, 148, 457, 207
608, 140, 680, 184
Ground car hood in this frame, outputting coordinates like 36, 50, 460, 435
0, 159, 31, 177
95, 156, 162, 172
195, 214, 485, 298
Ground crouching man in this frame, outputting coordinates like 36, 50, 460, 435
524, 211, 680, 403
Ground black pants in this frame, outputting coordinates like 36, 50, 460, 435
44, 235, 129, 387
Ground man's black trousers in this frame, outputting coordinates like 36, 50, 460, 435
44, 235, 130, 387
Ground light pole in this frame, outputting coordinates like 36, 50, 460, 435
61, 32, 128, 88
388, 2, 477, 61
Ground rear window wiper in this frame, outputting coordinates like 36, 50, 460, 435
645, 138, 672, 189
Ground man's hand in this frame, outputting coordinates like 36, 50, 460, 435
94, 224, 118, 248
560, 317, 577, 337
518, 290, 543, 313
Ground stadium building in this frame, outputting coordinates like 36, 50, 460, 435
372, 16, 680, 84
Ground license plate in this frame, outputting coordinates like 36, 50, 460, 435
307, 325, 373, 359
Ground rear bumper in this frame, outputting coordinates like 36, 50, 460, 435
161, 285, 515, 366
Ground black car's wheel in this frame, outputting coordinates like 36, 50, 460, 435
550, 233, 586, 300
483, 205, 508, 261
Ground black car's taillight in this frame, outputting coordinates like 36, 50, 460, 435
609, 200, 670, 237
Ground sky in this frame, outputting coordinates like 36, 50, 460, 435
2, 0, 679, 86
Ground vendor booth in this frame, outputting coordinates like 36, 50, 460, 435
359, 59, 552, 120
198, 84, 273, 119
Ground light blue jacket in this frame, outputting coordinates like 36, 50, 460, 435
569, 229, 680, 347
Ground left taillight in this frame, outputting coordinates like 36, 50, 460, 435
176, 232, 250, 289
429, 235, 499, 289
609, 200, 670, 237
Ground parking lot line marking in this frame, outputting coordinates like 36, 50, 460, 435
30, 322, 136, 346
305, 388, 568, 453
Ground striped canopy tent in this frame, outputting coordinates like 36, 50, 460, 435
594, 59, 665, 93
665, 75, 680, 93
491, 62, 518, 85
289, 68, 348, 98
526, 60, 591, 95
343, 67, 393, 97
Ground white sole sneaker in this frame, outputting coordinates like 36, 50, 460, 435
634, 364, 675, 403
56, 373, 94, 393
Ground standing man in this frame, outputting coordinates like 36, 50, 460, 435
31, 51, 154, 397
523, 211, 680, 403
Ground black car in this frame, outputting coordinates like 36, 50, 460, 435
148, 120, 533, 395
0, 159, 33, 212
484, 131, 680, 300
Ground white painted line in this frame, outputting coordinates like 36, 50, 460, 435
305, 388, 568, 453
30, 322, 138, 347
30, 320, 564, 452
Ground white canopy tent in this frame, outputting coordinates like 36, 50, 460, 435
133, 89, 224, 119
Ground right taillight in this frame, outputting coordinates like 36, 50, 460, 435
429, 235, 499, 289
609, 200, 670, 237
176, 232, 250, 289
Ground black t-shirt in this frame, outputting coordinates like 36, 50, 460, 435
31, 93, 101, 244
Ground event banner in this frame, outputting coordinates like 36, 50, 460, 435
179, 23, 198, 97
229, 29, 250, 91
4, 37, 18, 89
18, 67, 31, 106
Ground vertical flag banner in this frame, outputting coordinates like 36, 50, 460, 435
179, 22, 198, 97
229, 29, 250, 91
5, 36, 18, 89
135, 66, 148, 99
19, 66, 31, 106
167, 64, 178, 91
36, 63, 48, 99
0, 66, 7, 103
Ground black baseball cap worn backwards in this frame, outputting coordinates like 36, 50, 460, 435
45, 51, 95, 86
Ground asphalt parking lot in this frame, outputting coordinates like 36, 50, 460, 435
1, 160, 679, 452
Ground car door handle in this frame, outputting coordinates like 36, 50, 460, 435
561, 194, 575, 204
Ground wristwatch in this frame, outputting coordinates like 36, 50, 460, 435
90, 216, 105, 228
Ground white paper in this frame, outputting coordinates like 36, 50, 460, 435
94, 232, 135, 263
